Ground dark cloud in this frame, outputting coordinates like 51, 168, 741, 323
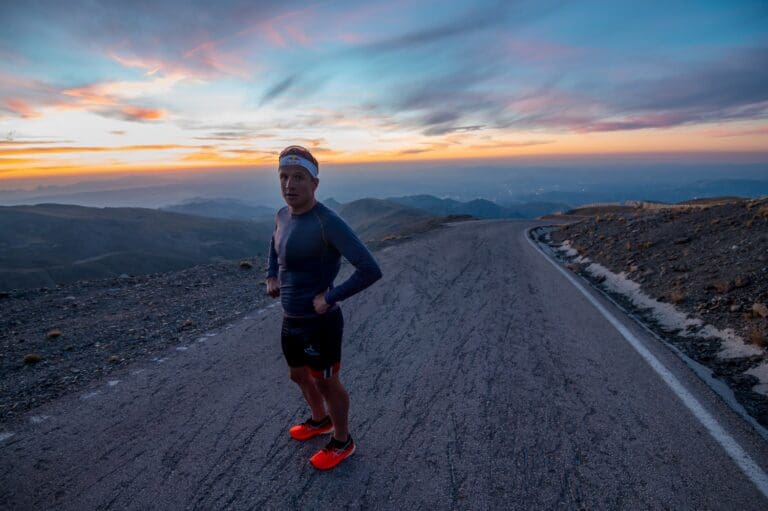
614, 47, 768, 113
193, 131, 275, 141
423, 124, 486, 136
259, 75, 298, 106
360, 0, 560, 52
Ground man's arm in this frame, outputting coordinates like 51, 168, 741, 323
266, 224, 280, 297
323, 215, 383, 306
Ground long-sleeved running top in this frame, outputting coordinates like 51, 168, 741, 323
266, 201, 383, 318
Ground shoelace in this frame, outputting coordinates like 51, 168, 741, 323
323, 438, 351, 454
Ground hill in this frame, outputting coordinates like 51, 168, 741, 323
0, 204, 273, 291
335, 198, 437, 241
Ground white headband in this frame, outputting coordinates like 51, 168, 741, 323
279, 154, 318, 177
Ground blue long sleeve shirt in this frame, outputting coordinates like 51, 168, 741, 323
267, 201, 383, 317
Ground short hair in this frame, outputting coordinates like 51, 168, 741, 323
279, 145, 319, 174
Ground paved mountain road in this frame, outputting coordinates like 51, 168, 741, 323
2, 220, 768, 510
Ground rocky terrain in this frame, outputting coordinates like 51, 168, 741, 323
0, 259, 274, 423
542, 197, 768, 425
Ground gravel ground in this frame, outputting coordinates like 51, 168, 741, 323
544, 197, 768, 426
0, 259, 273, 423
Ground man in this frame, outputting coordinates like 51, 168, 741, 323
265, 145, 382, 470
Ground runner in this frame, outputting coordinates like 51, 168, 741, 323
265, 145, 383, 470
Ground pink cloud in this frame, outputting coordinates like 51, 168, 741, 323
4, 98, 42, 118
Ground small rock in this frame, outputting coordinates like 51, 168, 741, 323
182, 319, 195, 328
753, 303, 768, 318
734, 276, 750, 288
108, 355, 121, 363
239, 260, 254, 269
23, 353, 42, 364
0, 291, 10, 299
673, 237, 691, 244
47, 328, 62, 339
730, 304, 741, 313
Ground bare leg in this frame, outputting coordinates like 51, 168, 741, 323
289, 367, 327, 421
314, 374, 350, 442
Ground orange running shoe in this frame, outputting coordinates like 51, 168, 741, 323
309, 436, 355, 470
289, 416, 333, 441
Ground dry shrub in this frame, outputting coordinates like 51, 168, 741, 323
713, 279, 733, 294
670, 287, 686, 304
758, 206, 768, 218
747, 321, 767, 348
734, 275, 750, 288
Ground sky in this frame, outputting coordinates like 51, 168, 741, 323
1, 0, 767, 188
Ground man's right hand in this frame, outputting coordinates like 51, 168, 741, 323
266, 277, 280, 298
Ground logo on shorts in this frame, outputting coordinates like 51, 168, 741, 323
304, 344, 320, 357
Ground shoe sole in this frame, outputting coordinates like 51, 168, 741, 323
290, 427, 334, 441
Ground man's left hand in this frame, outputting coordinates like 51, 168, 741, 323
313, 293, 330, 314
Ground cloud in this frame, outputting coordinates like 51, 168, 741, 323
193, 131, 275, 141
360, 1, 555, 52
97, 106, 166, 122
259, 75, 298, 105
3, 98, 41, 118
703, 126, 768, 138
0, 144, 200, 157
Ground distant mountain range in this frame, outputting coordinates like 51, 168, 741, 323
4, 182, 763, 290
0, 199, 452, 290
159, 194, 568, 223
161, 198, 275, 222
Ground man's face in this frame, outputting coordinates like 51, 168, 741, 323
279, 165, 318, 209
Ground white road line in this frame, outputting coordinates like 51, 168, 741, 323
525, 227, 768, 499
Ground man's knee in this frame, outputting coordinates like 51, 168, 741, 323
289, 367, 311, 385
314, 374, 342, 394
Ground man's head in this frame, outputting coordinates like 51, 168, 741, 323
278, 145, 319, 212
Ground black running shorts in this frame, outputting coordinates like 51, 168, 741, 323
281, 306, 344, 378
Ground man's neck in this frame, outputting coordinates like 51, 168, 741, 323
288, 198, 317, 215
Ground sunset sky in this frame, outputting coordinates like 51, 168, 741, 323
1, 0, 767, 185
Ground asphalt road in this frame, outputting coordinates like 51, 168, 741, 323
2, 219, 768, 510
